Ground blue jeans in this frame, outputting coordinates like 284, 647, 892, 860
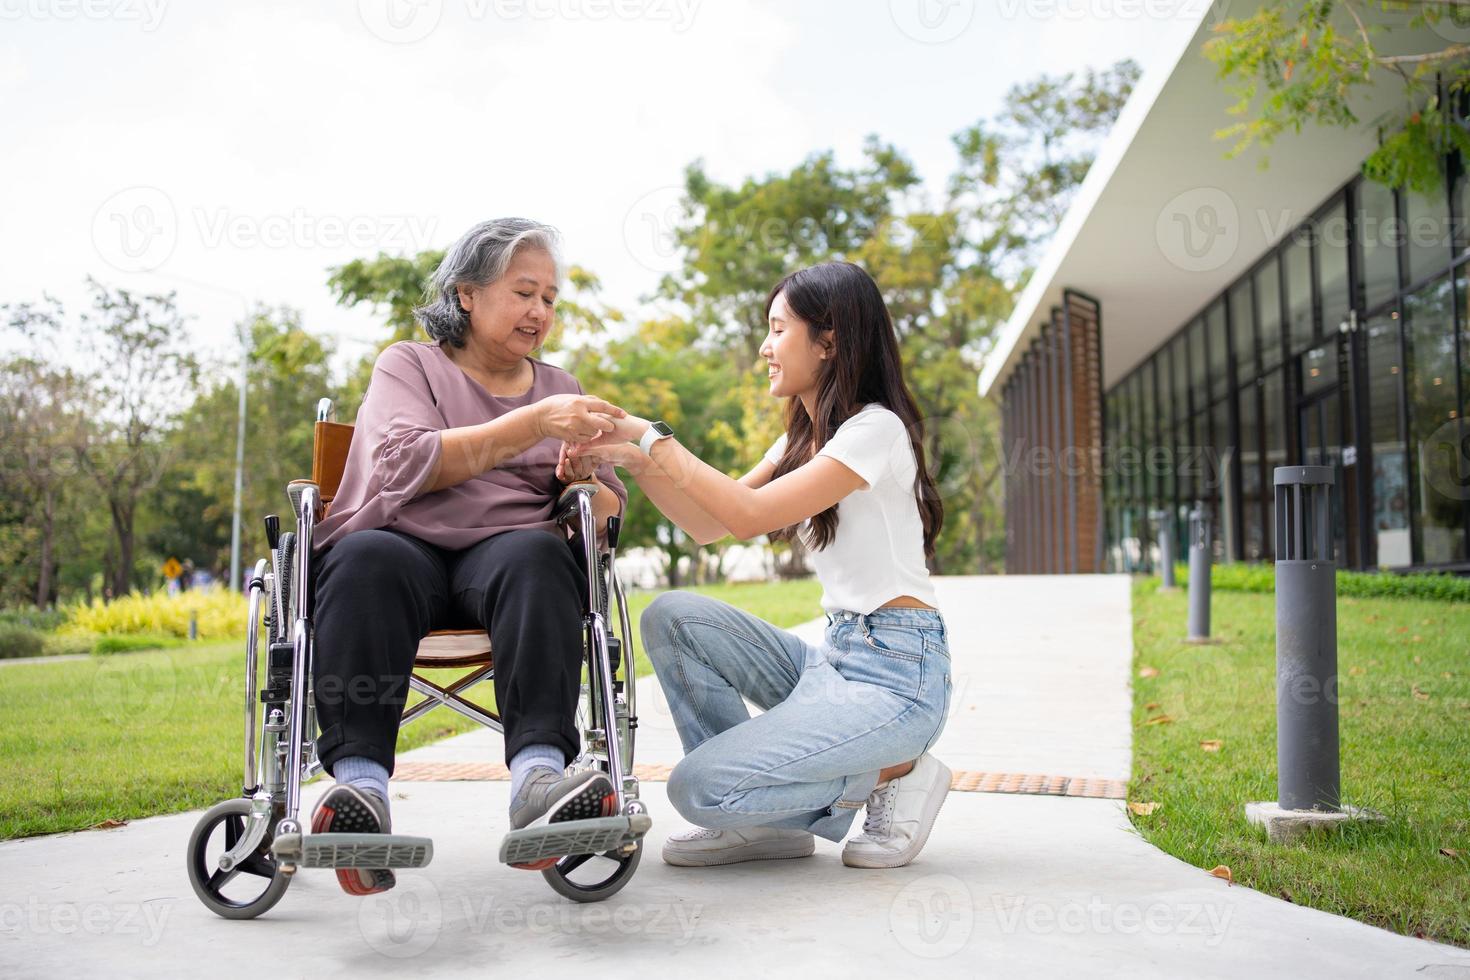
642, 591, 951, 842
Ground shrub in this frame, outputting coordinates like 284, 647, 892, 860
0, 608, 67, 632
1164, 562, 1470, 603
91, 633, 184, 654
0, 624, 45, 660
60, 588, 248, 640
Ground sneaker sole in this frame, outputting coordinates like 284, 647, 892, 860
662, 837, 816, 868
841, 763, 952, 870
310, 786, 396, 895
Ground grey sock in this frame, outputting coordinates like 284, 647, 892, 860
509, 744, 564, 802
333, 755, 390, 806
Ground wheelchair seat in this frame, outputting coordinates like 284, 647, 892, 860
297, 416, 496, 672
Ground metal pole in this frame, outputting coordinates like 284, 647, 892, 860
1274, 465, 1340, 812
228, 326, 250, 593
1187, 500, 1211, 640
1152, 509, 1175, 588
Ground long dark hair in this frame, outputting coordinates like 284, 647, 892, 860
765, 261, 944, 557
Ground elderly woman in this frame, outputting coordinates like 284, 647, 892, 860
307, 218, 628, 895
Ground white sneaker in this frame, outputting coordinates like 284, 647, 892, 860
661, 825, 816, 867
841, 753, 952, 869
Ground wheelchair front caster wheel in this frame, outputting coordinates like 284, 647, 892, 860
541, 840, 642, 903
187, 798, 292, 919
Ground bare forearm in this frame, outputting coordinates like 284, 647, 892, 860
629, 460, 730, 545
647, 438, 763, 540
424, 405, 541, 494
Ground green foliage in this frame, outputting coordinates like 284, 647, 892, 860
0, 624, 44, 660
1171, 561, 1470, 602
1130, 580, 1470, 947
60, 588, 247, 640
1205, 1, 1470, 194
91, 633, 183, 654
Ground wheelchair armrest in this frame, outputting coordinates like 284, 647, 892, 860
555, 481, 600, 525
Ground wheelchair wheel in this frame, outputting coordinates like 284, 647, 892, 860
540, 839, 642, 903
186, 797, 291, 919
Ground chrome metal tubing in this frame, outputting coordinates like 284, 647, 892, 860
242, 559, 268, 793
576, 493, 627, 811
282, 484, 318, 825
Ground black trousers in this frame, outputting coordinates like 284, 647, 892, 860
309, 527, 589, 776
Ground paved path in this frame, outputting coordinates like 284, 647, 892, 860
3, 576, 1468, 978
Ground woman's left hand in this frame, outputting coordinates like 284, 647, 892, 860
556, 440, 600, 483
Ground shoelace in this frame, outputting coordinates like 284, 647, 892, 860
858, 781, 899, 839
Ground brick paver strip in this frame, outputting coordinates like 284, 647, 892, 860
392, 762, 1127, 800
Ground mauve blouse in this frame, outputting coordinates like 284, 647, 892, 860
313, 341, 627, 554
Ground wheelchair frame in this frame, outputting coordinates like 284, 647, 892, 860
186, 399, 647, 918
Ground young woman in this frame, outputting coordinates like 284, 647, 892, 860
562, 261, 952, 870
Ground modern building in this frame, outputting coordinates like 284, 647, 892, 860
980, 1, 1470, 575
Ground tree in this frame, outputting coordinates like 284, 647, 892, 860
1206, 0, 1470, 193
151, 307, 334, 580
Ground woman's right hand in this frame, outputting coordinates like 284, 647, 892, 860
534, 394, 626, 443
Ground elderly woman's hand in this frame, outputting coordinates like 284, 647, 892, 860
535, 394, 626, 443
556, 440, 600, 483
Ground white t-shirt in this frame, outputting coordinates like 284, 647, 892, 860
763, 403, 939, 615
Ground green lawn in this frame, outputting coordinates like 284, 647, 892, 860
0, 579, 822, 840
1129, 577, 1470, 948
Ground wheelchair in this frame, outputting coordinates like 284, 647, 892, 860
186, 398, 649, 919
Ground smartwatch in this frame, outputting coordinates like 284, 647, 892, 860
638, 420, 675, 456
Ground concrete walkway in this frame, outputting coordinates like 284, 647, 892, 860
3, 576, 1468, 978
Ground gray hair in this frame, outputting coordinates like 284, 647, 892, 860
415, 217, 565, 348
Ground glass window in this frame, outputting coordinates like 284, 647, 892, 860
1257, 257, 1284, 372
1456, 174, 1470, 257
1239, 378, 1265, 560
1283, 232, 1315, 355
1300, 342, 1337, 400
1406, 185, 1452, 287
1359, 178, 1400, 310
1173, 334, 1191, 424
1210, 396, 1232, 560
1159, 344, 1175, 429
1229, 280, 1257, 384
1139, 362, 1156, 515
1261, 369, 1287, 559
1365, 310, 1410, 567
1404, 275, 1467, 564
1319, 202, 1351, 335
1206, 299, 1228, 401
1190, 317, 1208, 408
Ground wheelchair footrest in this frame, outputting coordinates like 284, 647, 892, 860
273, 832, 434, 870
498, 813, 652, 866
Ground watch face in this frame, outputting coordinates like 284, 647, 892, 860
652, 421, 674, 437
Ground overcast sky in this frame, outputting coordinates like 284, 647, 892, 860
1, 0, 1197, 376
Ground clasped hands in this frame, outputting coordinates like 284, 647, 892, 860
541, 394, 653, 484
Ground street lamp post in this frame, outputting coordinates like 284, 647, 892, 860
228, 324, 251, 592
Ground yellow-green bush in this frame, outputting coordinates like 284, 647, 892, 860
60, 588, 248, 640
